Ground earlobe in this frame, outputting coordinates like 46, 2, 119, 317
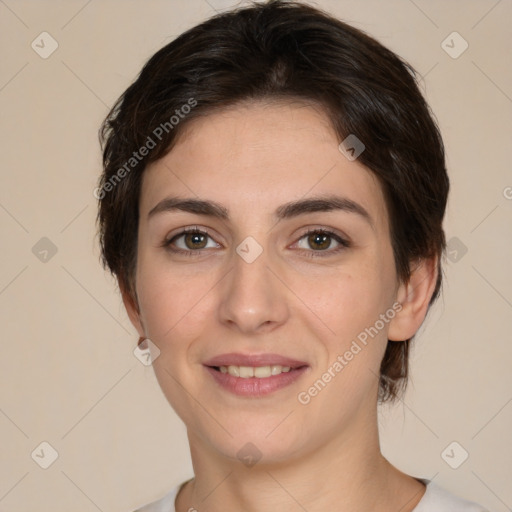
387, 257, 439, 342
120, 280, 145, 337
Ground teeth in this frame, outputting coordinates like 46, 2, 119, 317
239, 366, 253, 378
255, 366, 271, 378
272, 365, 286, 376
221, 365, 292, 378
228, 365, 239, 377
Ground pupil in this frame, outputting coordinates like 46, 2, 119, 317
187, 233, 206, 249
310, 233, 329, 250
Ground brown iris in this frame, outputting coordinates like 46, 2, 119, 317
307, 232, 331, 251
184, 232, 208, 250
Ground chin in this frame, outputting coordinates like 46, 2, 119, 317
220, 436, 304, 468
199, 421, 306, 466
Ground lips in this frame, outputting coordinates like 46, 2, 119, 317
203, 352, 308, 369
203, 353, 310, 397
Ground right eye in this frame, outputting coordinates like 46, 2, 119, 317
162, 227, 221, 255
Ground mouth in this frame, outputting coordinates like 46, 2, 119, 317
203, 353, 309, 397
208, 364, 307, 378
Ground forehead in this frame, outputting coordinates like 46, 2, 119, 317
140, 100, 389, 234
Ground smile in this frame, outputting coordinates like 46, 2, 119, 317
205, 364, 309, 397
218, 364, 292, 378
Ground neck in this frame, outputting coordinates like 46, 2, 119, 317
175, 402, 425, 512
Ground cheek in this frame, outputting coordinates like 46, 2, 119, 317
136, 263, 212, 343
297, 273, 393, 410
301, 260, 395, 392
298, 265, 390, 342
136, 268, 211, 404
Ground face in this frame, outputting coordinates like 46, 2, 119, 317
126, 101, 406, 465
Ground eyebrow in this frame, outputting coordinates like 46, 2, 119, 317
147, 194, 374, 229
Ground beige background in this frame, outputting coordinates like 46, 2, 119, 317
0, 0, 511, 511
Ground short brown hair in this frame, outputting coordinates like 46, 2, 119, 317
97, 0, 449, 403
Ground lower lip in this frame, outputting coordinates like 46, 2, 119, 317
204, 366, 309, 397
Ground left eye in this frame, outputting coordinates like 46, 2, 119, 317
295, 229, 350, 255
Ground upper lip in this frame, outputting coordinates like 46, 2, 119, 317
204, 353, 308, 369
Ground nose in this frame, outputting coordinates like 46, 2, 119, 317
217, 241, 290, 334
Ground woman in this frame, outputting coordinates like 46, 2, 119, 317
96, 1, 489, 510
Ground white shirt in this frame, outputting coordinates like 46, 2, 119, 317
133, 477, 490, 511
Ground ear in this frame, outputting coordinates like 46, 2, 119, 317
120, 280, 145, 337
387, 256, 439, 342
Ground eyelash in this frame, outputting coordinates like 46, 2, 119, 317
161, 226, 351, 258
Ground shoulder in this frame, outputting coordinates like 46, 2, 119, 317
414, 479, 490, 512
132, 477, 490, 512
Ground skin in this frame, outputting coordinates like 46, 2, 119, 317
123, 100, 438, 512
